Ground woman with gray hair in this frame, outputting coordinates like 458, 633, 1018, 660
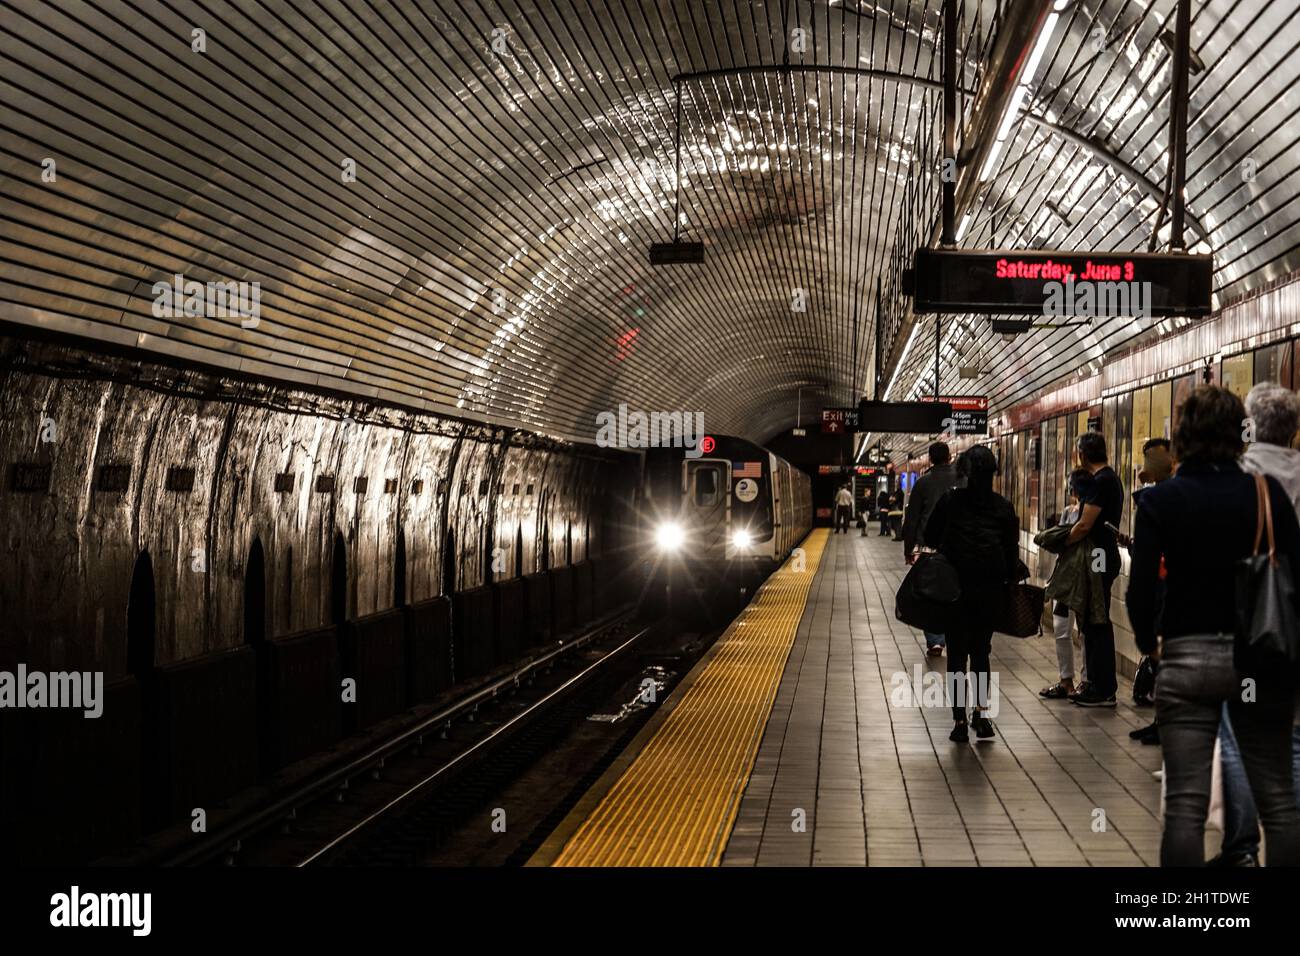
1243, 382, 1300, 511
1223, 380, 1300, 865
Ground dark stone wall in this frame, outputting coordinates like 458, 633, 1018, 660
0, 336, 638, 678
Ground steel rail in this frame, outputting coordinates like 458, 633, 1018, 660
296, 622, 654, 866
159, 611, 643, 866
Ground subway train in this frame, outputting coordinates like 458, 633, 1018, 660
638, 435, 812, 624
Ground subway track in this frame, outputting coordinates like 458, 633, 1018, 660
151, 609, 722, 867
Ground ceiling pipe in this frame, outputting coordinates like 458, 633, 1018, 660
950, 0, 1057, 230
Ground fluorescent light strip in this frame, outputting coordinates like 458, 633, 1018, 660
978, 140, 1005, 183
978, 12, 1061, 184
1023, 13, 1060, 83
883, 321, 923, 402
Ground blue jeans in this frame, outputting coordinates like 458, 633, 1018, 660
1221, 709, 1300, 861
1219, 704, 1260, 861
1155, 634, 1300, 866
925, 631, 945, 649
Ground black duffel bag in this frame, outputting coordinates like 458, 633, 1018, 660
895, 553, 961, 633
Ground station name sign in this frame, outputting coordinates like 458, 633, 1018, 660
909, 248, 1213, 318
920, 395, 989, 435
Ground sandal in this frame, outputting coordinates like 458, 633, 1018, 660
1039, 683, 1072, 699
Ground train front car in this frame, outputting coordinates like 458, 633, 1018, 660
640, 436, 809, 627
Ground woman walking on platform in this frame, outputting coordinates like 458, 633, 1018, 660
924, 446, 1020, 743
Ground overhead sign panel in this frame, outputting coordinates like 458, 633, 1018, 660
649, 241, 705, 264
921, 395, 989, 435
857, 399, 953, 434
910, 248, 1213, 318
820, 407, 860, 434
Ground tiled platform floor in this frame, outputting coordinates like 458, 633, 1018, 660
721, 531, 1166, 867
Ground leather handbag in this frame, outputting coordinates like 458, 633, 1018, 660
1234, 474, 1300, 672
997, 582, 1045, 637
1132, 655, 1158, 705
895, 552, 961, 633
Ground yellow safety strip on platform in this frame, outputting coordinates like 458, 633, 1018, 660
551, 529, 829, 866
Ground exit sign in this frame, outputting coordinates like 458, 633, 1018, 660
820, 407, 860, 434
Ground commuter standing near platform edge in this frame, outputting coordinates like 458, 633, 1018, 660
834, 483, 854, 534
924, 446, 1019, 743
1127, 385, 1300, 867
1064, 431, 1124, 707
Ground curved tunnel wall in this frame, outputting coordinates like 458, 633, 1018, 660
0, 335, 637, 678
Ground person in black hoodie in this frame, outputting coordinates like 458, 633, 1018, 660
924, 445, 1020, 743
1127, 385, 1300, 866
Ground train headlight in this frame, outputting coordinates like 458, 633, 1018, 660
732, 529, 752, 549
655, 522, 685, 552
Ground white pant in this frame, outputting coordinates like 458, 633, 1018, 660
1053, 610, 1086, 683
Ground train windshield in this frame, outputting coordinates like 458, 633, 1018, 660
691, 464, 722, 506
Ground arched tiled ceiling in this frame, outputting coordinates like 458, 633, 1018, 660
2, 1, 1297, 449
887, 0, 1300, 424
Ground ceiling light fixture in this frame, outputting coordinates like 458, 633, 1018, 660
649, 83, 705, 265
979, 9, 1063, 184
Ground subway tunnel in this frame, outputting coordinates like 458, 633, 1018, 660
3, 0, 1300, 935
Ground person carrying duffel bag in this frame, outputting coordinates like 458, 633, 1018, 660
920, 445, 1020, 743
895, 546, 961, 635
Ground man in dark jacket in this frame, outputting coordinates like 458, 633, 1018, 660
903, 442, 960, 656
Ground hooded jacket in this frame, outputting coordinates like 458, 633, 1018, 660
1241, 441, 1300, 515
1034, 524, 1107, 625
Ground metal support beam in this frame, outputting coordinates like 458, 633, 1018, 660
874, 278, 883, 401
671, 83, 684, 242
935, 315, 941, 399
1168, 0, 1192, 251
941, 0, 958, 245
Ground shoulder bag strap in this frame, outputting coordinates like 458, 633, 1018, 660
1252, 473, 1266, 556
1257, 473, 1277, 565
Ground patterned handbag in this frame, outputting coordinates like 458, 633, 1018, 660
997, 582, 1046, 638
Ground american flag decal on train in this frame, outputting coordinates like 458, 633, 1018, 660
733, 461, 762, 479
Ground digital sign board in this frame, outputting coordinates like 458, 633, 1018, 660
857, 399, 953, 434
909, 248, 1213, 318
920, 395, 989, 435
